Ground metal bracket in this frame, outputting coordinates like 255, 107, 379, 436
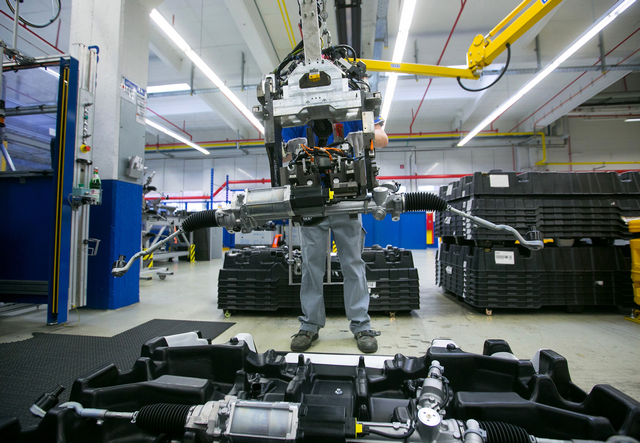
84, 238, 101, 256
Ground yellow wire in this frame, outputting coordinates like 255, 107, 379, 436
277, 0, 295, 49
63, 304, 81, 327
282, 0, 297, 47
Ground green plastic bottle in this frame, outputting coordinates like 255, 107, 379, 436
90, 167, 101, 201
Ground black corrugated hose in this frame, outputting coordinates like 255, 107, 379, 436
403, 192, 448, 212
478, 421, 531, 443
182, 210, 219, 233
135, 403, 193, 435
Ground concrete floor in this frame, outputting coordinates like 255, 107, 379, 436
1, 249, 639, 402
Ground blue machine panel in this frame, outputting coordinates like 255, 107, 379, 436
0, 174, 54, 305
362, 212, 427, 249
87, 180, 143, 309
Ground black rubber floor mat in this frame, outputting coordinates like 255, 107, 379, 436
0, 319, 234, 428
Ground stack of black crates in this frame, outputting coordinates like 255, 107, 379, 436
218, 245, 419, 313
435, 171, 639, 311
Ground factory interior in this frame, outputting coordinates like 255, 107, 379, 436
1, 0, 639, 442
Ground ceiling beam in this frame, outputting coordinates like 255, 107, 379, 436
519, 70, 633, 132
514, 3, 563, 50
223, 0, 280, 75
198, 92, 251, 139
149, 24, 184, 72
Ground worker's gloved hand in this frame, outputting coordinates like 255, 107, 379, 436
346, 131, 365, 155
285, 137, 308, 156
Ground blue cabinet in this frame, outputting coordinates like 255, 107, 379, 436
362, 212, 427, 249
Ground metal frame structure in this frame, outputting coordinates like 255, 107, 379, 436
0, 46, 98, 324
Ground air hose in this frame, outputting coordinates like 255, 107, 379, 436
478, 421, 531, 443
182, 210, 220, 233
403, 192, 448, 212
135, 403, 193, 435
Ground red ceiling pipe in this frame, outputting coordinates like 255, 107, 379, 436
211, 182, 228, 198
145, 138, 266, 148
568, 114, 640, 118
145, 195, 214, 201
0, 10, 64, 54
510, 27, 640, 132
147, 108, 193, 140
533, 47, 640, 127
229, 179, 270, 184
379, 174, 469, 180
146, 171, 640, 201
409, 0, 467, 134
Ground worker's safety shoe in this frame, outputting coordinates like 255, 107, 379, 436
290, 330, 319, 352
354, 330, 379, 353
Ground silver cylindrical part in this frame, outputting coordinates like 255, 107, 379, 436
243, 187, 295, 220
416, 408, 441, 443
226, 401, 299, 441
464, 419, 485, 443
419, 360, 445, 409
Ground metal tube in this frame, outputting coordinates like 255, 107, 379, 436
5, 105, 58, 117
447, 206, 544, 250
12, 0, 19, 50
2, 55, 70, 70
111, 229, 184, 277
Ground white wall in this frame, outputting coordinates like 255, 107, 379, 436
145, 154, 272, 200
540, 118, 640, 171
145, 147, 517, 197
144, 117, 640, 197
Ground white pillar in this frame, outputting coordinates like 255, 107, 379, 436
69, 0, 162, 309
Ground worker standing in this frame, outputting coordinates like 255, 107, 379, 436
282, 117, 388, 353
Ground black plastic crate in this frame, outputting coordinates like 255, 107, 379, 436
435, 197, 640, 241
435, 172, 640, 241
436, 242, 633, 309
440, 171, 640, 201
218, 247, 420, 312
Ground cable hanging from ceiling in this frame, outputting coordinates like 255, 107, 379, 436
6, 0, 61, 28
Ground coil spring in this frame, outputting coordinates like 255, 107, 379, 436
478, 421, 531, 443
135, 403, 193, 435
403, 192, 448, 212
182, 210, 219, 233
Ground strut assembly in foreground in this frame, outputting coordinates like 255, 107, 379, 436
3, 333, 638, 442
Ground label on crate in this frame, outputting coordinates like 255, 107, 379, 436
446, 184, 453, 196
444, 217, 451, 225
494, 251, 515, 265
489, 174, 510, 188
367, 281, 377, 288
445, 266, 453, 275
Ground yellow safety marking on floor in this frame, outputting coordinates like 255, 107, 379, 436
0, 141, 6, 171
190, 244, 196, 262
143, 250, 153, 268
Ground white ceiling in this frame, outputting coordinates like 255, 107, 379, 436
143, 0, 640, 150
0, 0, 638, 154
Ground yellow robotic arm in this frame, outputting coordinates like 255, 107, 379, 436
359, 0, 563, 80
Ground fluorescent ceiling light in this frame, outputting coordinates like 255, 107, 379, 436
145, 118, 210, 155
380, 0, 417, 123
458, 0, 636, 147
148, 83, 191, 94
625, 118, 640, 122
149, 9, 265, 134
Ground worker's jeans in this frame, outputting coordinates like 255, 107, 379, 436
298, 214, 371, 335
